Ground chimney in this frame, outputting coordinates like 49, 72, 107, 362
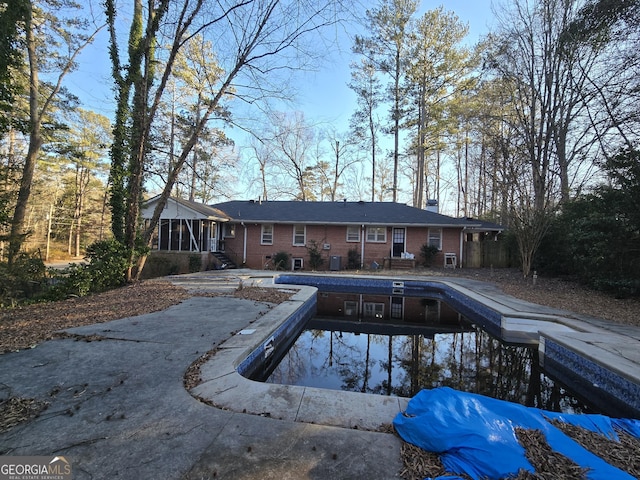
426, 199, 439, 213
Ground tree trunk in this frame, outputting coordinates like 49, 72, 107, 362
370, 107, 376, 202
8, 2, 41, 265
415, 83, 425, 209
67, 217, 75, 255
189, 93, 202, 202
75, 181, 85, 258
332, 141, 339, 202
392, 49, 400, 202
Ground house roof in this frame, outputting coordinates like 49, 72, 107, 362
460, 217, 505, 232
211, 200, 484, 228
143, 195, 229, 221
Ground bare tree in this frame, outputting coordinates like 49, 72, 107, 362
490, 0, 602, 208
244, 136, 275, 201
267, 111, 316, 200
106, 0, 345, 279
564, 0, 640, 153
481, 0, 615, 275
322, 129, 358, 201
348, 58, 382, 201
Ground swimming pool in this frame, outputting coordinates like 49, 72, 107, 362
257, 291, 596, 414
232, 273, 639, 419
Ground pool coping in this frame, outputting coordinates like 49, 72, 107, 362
189, 273, 640, 426
190, 284, 407, 430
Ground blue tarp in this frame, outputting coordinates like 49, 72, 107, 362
393, 387, 640, 480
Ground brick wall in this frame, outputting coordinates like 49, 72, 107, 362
221, 222, 463, 270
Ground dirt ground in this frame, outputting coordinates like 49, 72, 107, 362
421, 266, 640, 326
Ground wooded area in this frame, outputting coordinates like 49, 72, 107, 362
1, 0, 639, 303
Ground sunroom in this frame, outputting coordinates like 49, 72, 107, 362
142, 195, 229, 253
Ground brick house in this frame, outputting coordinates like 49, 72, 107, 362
142, 197, 502, 271
210, 199, 499, 270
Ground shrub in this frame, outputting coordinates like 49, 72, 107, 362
47, 239, 128, 299
48, 263, 94, 298
0, 252, 47, 307
420, 244, 439, 267
535, 190, 640, 297
84, 239, 129, 290
272, 251, 290, 271
188, 254, 202, 273
306, 240, 324, 270
347, 248, 360, 269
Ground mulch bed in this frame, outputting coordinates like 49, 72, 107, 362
550, 420, 640, 478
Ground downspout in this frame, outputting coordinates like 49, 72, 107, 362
360, 224, 365, 268
459, 228, 465, 268
242, 222, 247, 265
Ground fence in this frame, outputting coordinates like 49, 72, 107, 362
464, 238, 511, 268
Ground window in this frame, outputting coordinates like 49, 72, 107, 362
424, 299, 441, 321
344, 301, 359, 317
363, 302, 384, 319
346, 226, 360, 242
223, 223, 236, 238
391, 296, 403, 319
261, 224, 273, 245
366, 226, 386, 243
428, 228, 442, 250
293, 224, 306, 246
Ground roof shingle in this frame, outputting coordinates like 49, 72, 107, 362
211, 200, 479, 227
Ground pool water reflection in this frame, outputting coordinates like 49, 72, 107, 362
262, 292, 596, 414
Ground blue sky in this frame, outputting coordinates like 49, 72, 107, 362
65, 1, 495, 208
68, 1, 495, 123
299, 0, 495, 133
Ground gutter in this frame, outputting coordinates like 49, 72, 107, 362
220, 220, 478, 228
